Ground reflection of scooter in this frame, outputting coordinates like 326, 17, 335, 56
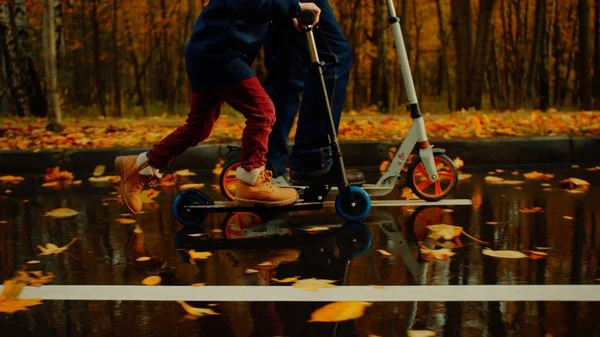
217, 0, 459, 203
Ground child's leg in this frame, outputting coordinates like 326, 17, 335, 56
213, 77, 298, 206
115, 91, 223, 214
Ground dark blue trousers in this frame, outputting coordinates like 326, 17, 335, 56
263, 0, 352, 176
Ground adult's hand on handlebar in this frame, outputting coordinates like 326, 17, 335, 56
293, 2, 321, 32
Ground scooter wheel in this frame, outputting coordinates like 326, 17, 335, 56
335, 186, 371, 221
335, 222, 372, 258
172, 189, 214, 227
407, 153, 458, 201
220, 160, 279, 201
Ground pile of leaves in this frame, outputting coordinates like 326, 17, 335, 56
1, 110, 598, 150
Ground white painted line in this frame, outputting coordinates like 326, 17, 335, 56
3, 285, 598, 302
321, 199, 472, 207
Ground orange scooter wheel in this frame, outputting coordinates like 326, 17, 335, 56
407, 153, 458, 201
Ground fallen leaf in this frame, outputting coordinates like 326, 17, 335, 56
292, 278, 337, 292
116, 218, 136, 225
174, 169, 197, 177
482, 248, 527, 259
519, 207, 543, 213
141, 276, 161, 286
371, 285, 385, 289
486, 221, 498, 225
541, 183, 551, 187
484, 176, 524, 185
559, 178, 590, 191
523, 171, 555, 180
511, 170, 519, 175
179, 183, 205, 191
245, 268, 258, 274
18, 271, 55, 287
407, 331, 436, 337
186, 233, 205, 238
89, 176, 118, 183
443, 209, 454, 213
528, 251, 548, 257
184, 250, 212, 265
427, 224, 463, 241
308, 301, 372, 322
27, 260, 41, 264
42, 181, 59, 188
571, 165, 579, 168
191, 283, 206, 287
458, 173, 472, 180
140, 189, 160, 203
44, 167, 74, 183
304, 226, 330, 232
257, 261, 274, 267
271, 276, 300, 283
5, 189, 12, 194
136, 257, 151, 262
0, 175, 25, 183
0, 279, 25, 301
37, 238, 78, 256
453, 157, 464, 170
177, 301, 219, 317
44, 208, 80, 218
377, 249, 392, 256
208, 303, 218, 307
420, 246, 456, 261
93, 165, 106, 177
401, 187, 419, 200
212, 229, 223, 233
0, 220, 7, 224
563, 216, 574, 220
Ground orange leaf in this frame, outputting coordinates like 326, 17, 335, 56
308, 301, 372, 322
141, 276, 161, 286
116, 218, 136, 225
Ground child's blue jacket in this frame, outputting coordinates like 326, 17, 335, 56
185, 0, 301, 91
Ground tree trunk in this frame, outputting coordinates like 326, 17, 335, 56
526, 0, 546, 103
0, 25, 9, 115
91, 0, 106, 116
450, 0, 472, 110
3, 0, 31, 116
560, 12, 578, 107
112, 0, 122, 117
44, 0, 62, 131
578, 0, 592, 109
538, 0, 550, 111
488, 22, 506, 110
469, 0, 496, 110
349, 0, 362, 110
370, 0, 389, 112
592, 0, 600, 109
435, 0, 452, 112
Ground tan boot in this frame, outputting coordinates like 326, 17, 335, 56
114, 155, 157, 214
234, 168, 299, 207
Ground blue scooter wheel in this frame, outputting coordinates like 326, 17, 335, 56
336, 222, 372, 258
172, 189, 213, 227
335, 186, 371, 221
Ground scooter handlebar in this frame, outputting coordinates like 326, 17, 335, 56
299, 10, 316, 27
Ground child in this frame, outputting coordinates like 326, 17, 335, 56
114, 0, 321, 214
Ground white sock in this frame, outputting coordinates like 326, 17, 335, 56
236, 166, 264, 185
137, 152, 162, 177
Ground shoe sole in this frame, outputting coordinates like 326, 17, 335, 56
115, 156, 138, 214
234, 195, 299, 207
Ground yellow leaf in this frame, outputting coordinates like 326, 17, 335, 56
212, 229, 223, 233
89, 176, 118, 183
426, 224, 463, 241
308, 301, 372, 322
179, 183, 205, 191
292, 278, 337, 292
186, 250, 212, 265
257, 261, 274, 267
5, 189, 11, 194
486, 221, 498, 225
141, 276, 161, 286
245, 268, 258, 274
458, 173, 472, 180
453, 157, 464, 170
443, 209, 454, 213
37, 238, 78, 256
305, 226, 330, 232
482, 248, 527, 259
559, 177, 590, 190
116, 218, 136, 225
0, 298, 43, 314
0, 280, 25, 301
271, 276, 300, 283
93, 165, 106, 177
177, 301, 219, 317
42, 181, 59, 188
174, 169, 197, 177
186, 233, 205, 238
407, 331, 436, 337
563, 216, 574, 220
44, 208, 80, 218
27, 260, 41, 264
377, 249, 392, 256
191, 283, 206, 287
0, 175, 25, 183
136, 257, 151, 262
523, 171, 554, 180
420, 247, 456, 261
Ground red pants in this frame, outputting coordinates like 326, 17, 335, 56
146, 77, 275, 171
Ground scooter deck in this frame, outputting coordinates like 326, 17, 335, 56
183, 198, 472, 213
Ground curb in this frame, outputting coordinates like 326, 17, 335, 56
1, 137, 599, 175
